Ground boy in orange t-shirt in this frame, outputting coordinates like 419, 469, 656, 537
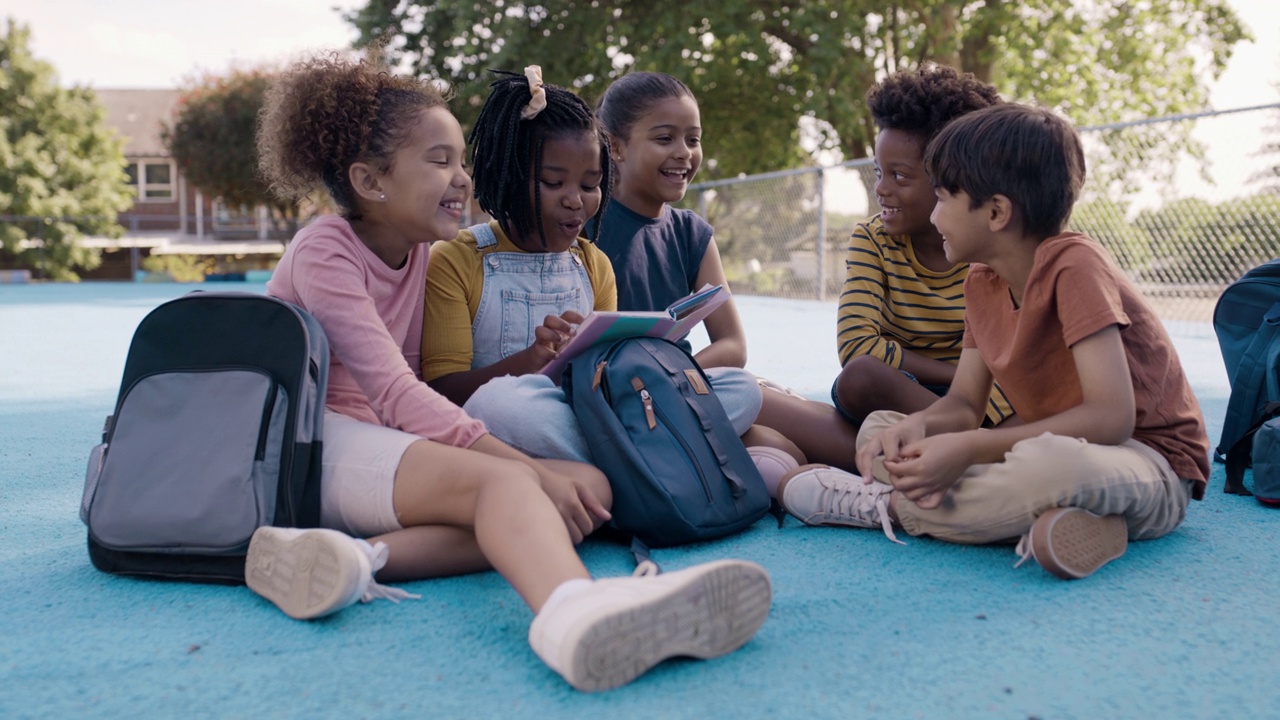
776, 103, 1209, 580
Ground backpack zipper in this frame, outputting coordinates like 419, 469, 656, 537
632, 378, 656, 428
255, 381, 279, 461
638, 381, 714, 503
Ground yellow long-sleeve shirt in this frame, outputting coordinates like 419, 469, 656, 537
422, 221, 617, 382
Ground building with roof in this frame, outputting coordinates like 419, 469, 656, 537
84, 89, 286, 280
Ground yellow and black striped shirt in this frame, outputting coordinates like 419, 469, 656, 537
836, 216, 1012, 423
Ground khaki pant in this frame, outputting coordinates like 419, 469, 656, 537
858, 411, 1193, 545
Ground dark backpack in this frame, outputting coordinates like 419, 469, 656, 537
80, 291, 329, 582
562, 336, 770, 555
1214, 259, 1280, 503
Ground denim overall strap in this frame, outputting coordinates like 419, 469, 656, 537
469, 224, 595, 369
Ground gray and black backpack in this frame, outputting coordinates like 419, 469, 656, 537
80, 291, 329, 582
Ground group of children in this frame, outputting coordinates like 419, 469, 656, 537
241, 49, 1211, 693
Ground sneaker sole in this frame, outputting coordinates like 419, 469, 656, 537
565, 560, 772, 692
245, 528, 363, 620
1030, 508, 1128, 580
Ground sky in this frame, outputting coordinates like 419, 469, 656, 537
7, 0, 366, 88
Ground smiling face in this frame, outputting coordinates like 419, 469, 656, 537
377, 106, 472, 243
873, 128, 941, 243
514, 130, 604, 253
610, 94, 702, 218
929, 187, 991, 265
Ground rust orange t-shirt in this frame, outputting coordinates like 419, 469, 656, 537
962, 232, 1209, 499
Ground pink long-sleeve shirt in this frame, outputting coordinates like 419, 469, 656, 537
267, 215, 487, 448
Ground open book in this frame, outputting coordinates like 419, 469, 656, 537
539, 284, 728, 380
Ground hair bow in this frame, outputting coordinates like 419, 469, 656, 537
520, 65, 547, 120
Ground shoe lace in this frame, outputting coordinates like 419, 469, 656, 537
1012, 534, 1034, 569
633, 560, 661, 577
823, 478, 905, 545
361, 541, 422, 604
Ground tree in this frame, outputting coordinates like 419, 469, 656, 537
162, 68, 302, 237
0, 18, 134, 280
344, 0, 1249, 177
1134, 193, 1280, 284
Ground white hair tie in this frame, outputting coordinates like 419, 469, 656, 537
520, 65, 547, 120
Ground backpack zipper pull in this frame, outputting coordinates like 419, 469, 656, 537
631, 377, 656, 429
592, 360, 607, 390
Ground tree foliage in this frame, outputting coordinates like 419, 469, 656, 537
1132, 193, 1280, 284
162, 68, 301, 235
0, 18, 134, 280
344, 0, 1249, 177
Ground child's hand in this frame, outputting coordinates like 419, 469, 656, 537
528, 311, 584, 368
856, 415, 926, 481
882, 432, 974, 509
533, 463, 610, 543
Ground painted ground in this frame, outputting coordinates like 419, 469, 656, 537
1, 282, 1274, 720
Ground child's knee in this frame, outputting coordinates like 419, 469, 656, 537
855, 410, 909, 449
704, 367, 764, 433
834, 355, 896, 409
475, 459, 542, 499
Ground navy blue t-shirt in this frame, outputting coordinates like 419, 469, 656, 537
588, 198, 714, 313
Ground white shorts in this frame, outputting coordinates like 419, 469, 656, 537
319, 412, 419, 537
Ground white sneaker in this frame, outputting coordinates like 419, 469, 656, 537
529, 560, 773, 692
777, 464, 904, 544
245, 527, 418, 620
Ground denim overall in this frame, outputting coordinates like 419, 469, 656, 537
467, 222, 594, 369
462, 223, 597, 461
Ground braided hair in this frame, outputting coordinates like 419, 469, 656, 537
469, 69, 611, 248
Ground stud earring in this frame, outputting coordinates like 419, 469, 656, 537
379, 194, 386, 201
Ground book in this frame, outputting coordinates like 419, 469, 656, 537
539, 284, 728, 380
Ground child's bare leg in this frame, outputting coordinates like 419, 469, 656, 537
368, 525, 488, 581
753, 390, 861, 472
370, 453, 620, 580
389, 440, 588, 612
740, 423, 806, 464
835, 355, 942, 421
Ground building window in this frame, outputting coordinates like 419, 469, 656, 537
125, 160, 175, 201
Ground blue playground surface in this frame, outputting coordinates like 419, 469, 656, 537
1, 281, 1275, 720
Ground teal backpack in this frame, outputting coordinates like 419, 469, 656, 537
561, 336, 771, 559
1214, 259, 1280, 505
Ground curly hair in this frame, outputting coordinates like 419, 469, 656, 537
256, 52, 448, 219
469, 69, 610, 248
865, 64, 1002, 144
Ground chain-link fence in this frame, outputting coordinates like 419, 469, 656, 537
684, 103, 1280, 326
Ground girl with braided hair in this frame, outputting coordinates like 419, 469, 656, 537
421, 67, 617, 464
252, 53, 771, 692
